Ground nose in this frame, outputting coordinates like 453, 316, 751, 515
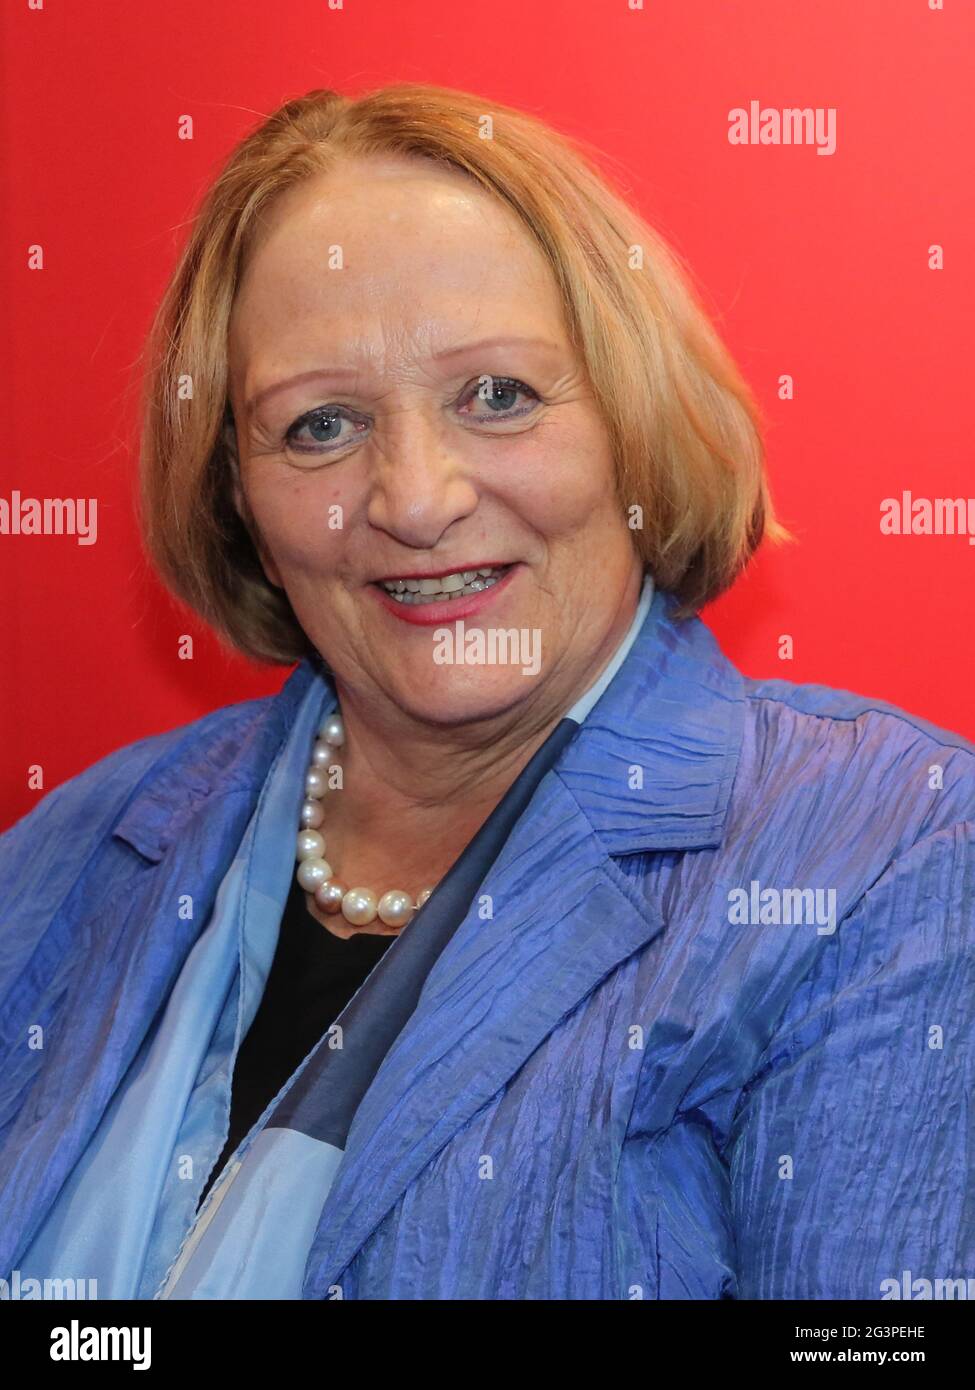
365, 405, 479, 550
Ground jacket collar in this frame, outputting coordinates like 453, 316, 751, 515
112, 587, 744, 863
558, 585, 745, 853
110, 658, 320, 863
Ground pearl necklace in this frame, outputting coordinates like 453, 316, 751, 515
294, 711, 435, 931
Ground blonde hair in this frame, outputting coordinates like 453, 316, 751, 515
137, 81, 791, 666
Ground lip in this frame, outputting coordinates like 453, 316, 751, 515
368, 563, 522, 625
372, 560, 512, 582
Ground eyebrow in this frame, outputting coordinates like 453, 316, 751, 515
245, 334, 564, 414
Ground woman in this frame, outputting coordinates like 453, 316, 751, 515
1, 83, 972, 1302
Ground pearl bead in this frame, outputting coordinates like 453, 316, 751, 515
377, 889, 414, 928
304, 768, 328, 800
319, 714, 345, 747
314, 879, 346, 914
295, 713, 435, 935
342, 887, 377, 926
296, 829, 326, 862
310, 739, 335, 769
297, 857, 332, 892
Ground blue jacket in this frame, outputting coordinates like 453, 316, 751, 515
2, 587, 973, 1299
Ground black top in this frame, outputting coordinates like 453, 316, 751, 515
196, 873, 395, 1210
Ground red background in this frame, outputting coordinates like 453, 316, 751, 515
2, 0, 972, 832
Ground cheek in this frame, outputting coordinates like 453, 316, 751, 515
244, 471, 350, 570
507, 419, 617, 537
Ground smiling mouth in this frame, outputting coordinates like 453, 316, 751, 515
373, 564, 513, 605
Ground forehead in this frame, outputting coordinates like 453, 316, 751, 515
227, 156, 567, 367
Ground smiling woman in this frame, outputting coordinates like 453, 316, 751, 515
221, 153, 644, 763
1, 82, 973, 1303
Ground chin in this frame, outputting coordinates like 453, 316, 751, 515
388, 667, 542, 728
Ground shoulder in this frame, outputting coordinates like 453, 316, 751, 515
746, 673, 975, 757
731, 672, 975, 878
742, 673, 975, 795
0, 688, 288, 1001
0, 691, 276, 853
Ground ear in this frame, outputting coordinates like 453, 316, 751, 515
222, 411, 284, 590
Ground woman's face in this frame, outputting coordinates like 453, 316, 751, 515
227, 155, 643, 729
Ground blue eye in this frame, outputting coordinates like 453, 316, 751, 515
284, 407, 368, 455
461, 375, 539, 419
282, 375, 540, 458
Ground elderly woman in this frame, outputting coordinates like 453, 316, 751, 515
1, 83, 972, 1303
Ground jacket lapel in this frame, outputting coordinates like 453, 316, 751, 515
301, 590, 746, 1295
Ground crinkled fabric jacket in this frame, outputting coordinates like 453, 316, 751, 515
1, 588, 973, 1299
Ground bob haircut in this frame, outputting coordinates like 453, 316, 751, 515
137, 81, 790, 668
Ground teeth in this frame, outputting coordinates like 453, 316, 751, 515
378, 565, 510, 603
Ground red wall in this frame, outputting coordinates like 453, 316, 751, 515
2, 0, 972, 831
